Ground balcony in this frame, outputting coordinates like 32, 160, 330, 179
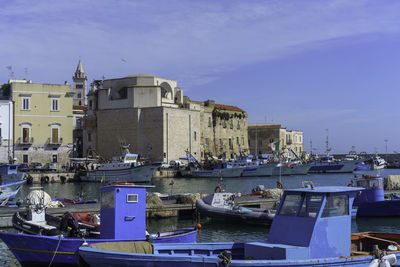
17, 137, 33, 145
47, 137, 63, 145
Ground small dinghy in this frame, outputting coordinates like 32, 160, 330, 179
196, 192, 275, 224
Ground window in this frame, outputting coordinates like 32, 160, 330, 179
322, 195, 349, 217
208, 117, 212, 127
51, 99, 59, 111
218, 139, 222, 146
229, 138, 233, 149
242, 137, 244, 145
237, 121, 240, 129
88, 133, 92, 142
194, 131, 197, 141
89, 100, 93, 109
279, 194, 301, 216
77, 93, 82, 98
76, 84, 83, 89
236, 137, 239, 145
127, 194, 138, 203
23, 154, 28, 163
299, 195, 323, 218
22, 97, 30, 110
205, 138, 209, 145
230, 120, 233, 129
52, 154, 58, 163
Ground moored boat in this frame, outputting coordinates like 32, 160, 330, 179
79, 186, 400, 267
0, 184, 198, 266
354, 174, 400, 217
196, 192, 275, 224
0, 164, 26, 202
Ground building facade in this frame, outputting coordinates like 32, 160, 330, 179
186, 99, 249, 160
83, 74, 201, 162
10, 80, 73, 168
248, 124, 304, 158
0, 98, 13, 162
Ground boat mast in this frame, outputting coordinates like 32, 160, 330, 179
325, 129, 331, 156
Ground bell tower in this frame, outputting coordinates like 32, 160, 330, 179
72, 60, 87, 106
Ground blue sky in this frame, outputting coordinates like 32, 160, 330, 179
1, 0, 400, 154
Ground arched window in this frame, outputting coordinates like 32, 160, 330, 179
50, 124, 61, 144
20, 123, 31, 143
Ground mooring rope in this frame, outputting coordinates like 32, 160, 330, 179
48, 234, 63, 267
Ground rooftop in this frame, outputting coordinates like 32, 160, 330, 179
214, 103, 244, 112
248, 124, 283, 129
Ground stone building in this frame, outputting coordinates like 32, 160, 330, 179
185, 99, 249, 160
72, 61, 88, 158
83, 74, 201, 162
0, 96, 13, 163
248, 124, 304, 158
10, 80, 73, 168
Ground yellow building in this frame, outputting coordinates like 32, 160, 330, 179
10, 80, 74, 168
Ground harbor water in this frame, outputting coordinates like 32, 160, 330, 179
2, 169, 400, 265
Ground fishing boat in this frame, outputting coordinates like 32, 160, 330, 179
353, 174, 400, 217
181, 151, 243, 178
79, 186, 400, 266
196, 192, 275, 224
81, 148, 160, 183
371, 155, 387, 170
308, 156, 362, 173
0, 184, 198, 266
0, 164, 26, 202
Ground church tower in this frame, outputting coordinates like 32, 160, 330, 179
72, 60, 87, 106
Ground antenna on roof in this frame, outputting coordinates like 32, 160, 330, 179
6, 66, 14, 79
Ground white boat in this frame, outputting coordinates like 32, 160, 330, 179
81, 147, 159, 183
372, 155, 386, 170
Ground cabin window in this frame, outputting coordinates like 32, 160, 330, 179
126, 194, 138, 203
322, 195, 349, 217
298, 195, 323, 218
279, 194, 302, 216
101, 191, 115, 209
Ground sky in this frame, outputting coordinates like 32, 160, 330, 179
1, 0, 400, 154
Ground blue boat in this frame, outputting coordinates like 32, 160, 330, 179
0, 184, 197, 266
354, 174, 400, 217
79, 185, 400, 266
0, 164, 26, 202
308, 156, 362, 173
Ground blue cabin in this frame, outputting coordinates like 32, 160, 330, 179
244, 186, 363, 260
100, 184, 153, 240
353, 175, 384, 205
0, 164, 19, 176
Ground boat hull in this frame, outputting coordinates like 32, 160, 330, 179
196, 198, 274, 224
78, 241, 399, 267
356, 200, 400, 217
0, 178, 25, 201
81, 164, 157, 183
0, 228, 197, 266
189, 167, 243, 178
241, 164, 275, 177
308, 160, 362, 173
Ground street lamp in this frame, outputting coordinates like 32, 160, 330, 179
384, 139, 388, 161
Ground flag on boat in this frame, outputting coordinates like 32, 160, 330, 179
101, 173, 105, 183
269, 141, 280, 152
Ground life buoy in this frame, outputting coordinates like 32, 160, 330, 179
276, 181, 283, 189
214, 186, 223, 193
41, 176, 49, 184
363, 174, 377, 178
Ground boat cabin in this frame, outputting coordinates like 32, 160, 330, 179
244, 186, 363, 260
100, 184, 153, 240
0, 164, 19, 176
353, 175, 384, 205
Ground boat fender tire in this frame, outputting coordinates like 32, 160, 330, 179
26, 175, 33, 184
60, 176, 67, 183
41, 176, 50, 184
60, 212, 80, 237
214, 186, 222, 193
276, 181, 283, 189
